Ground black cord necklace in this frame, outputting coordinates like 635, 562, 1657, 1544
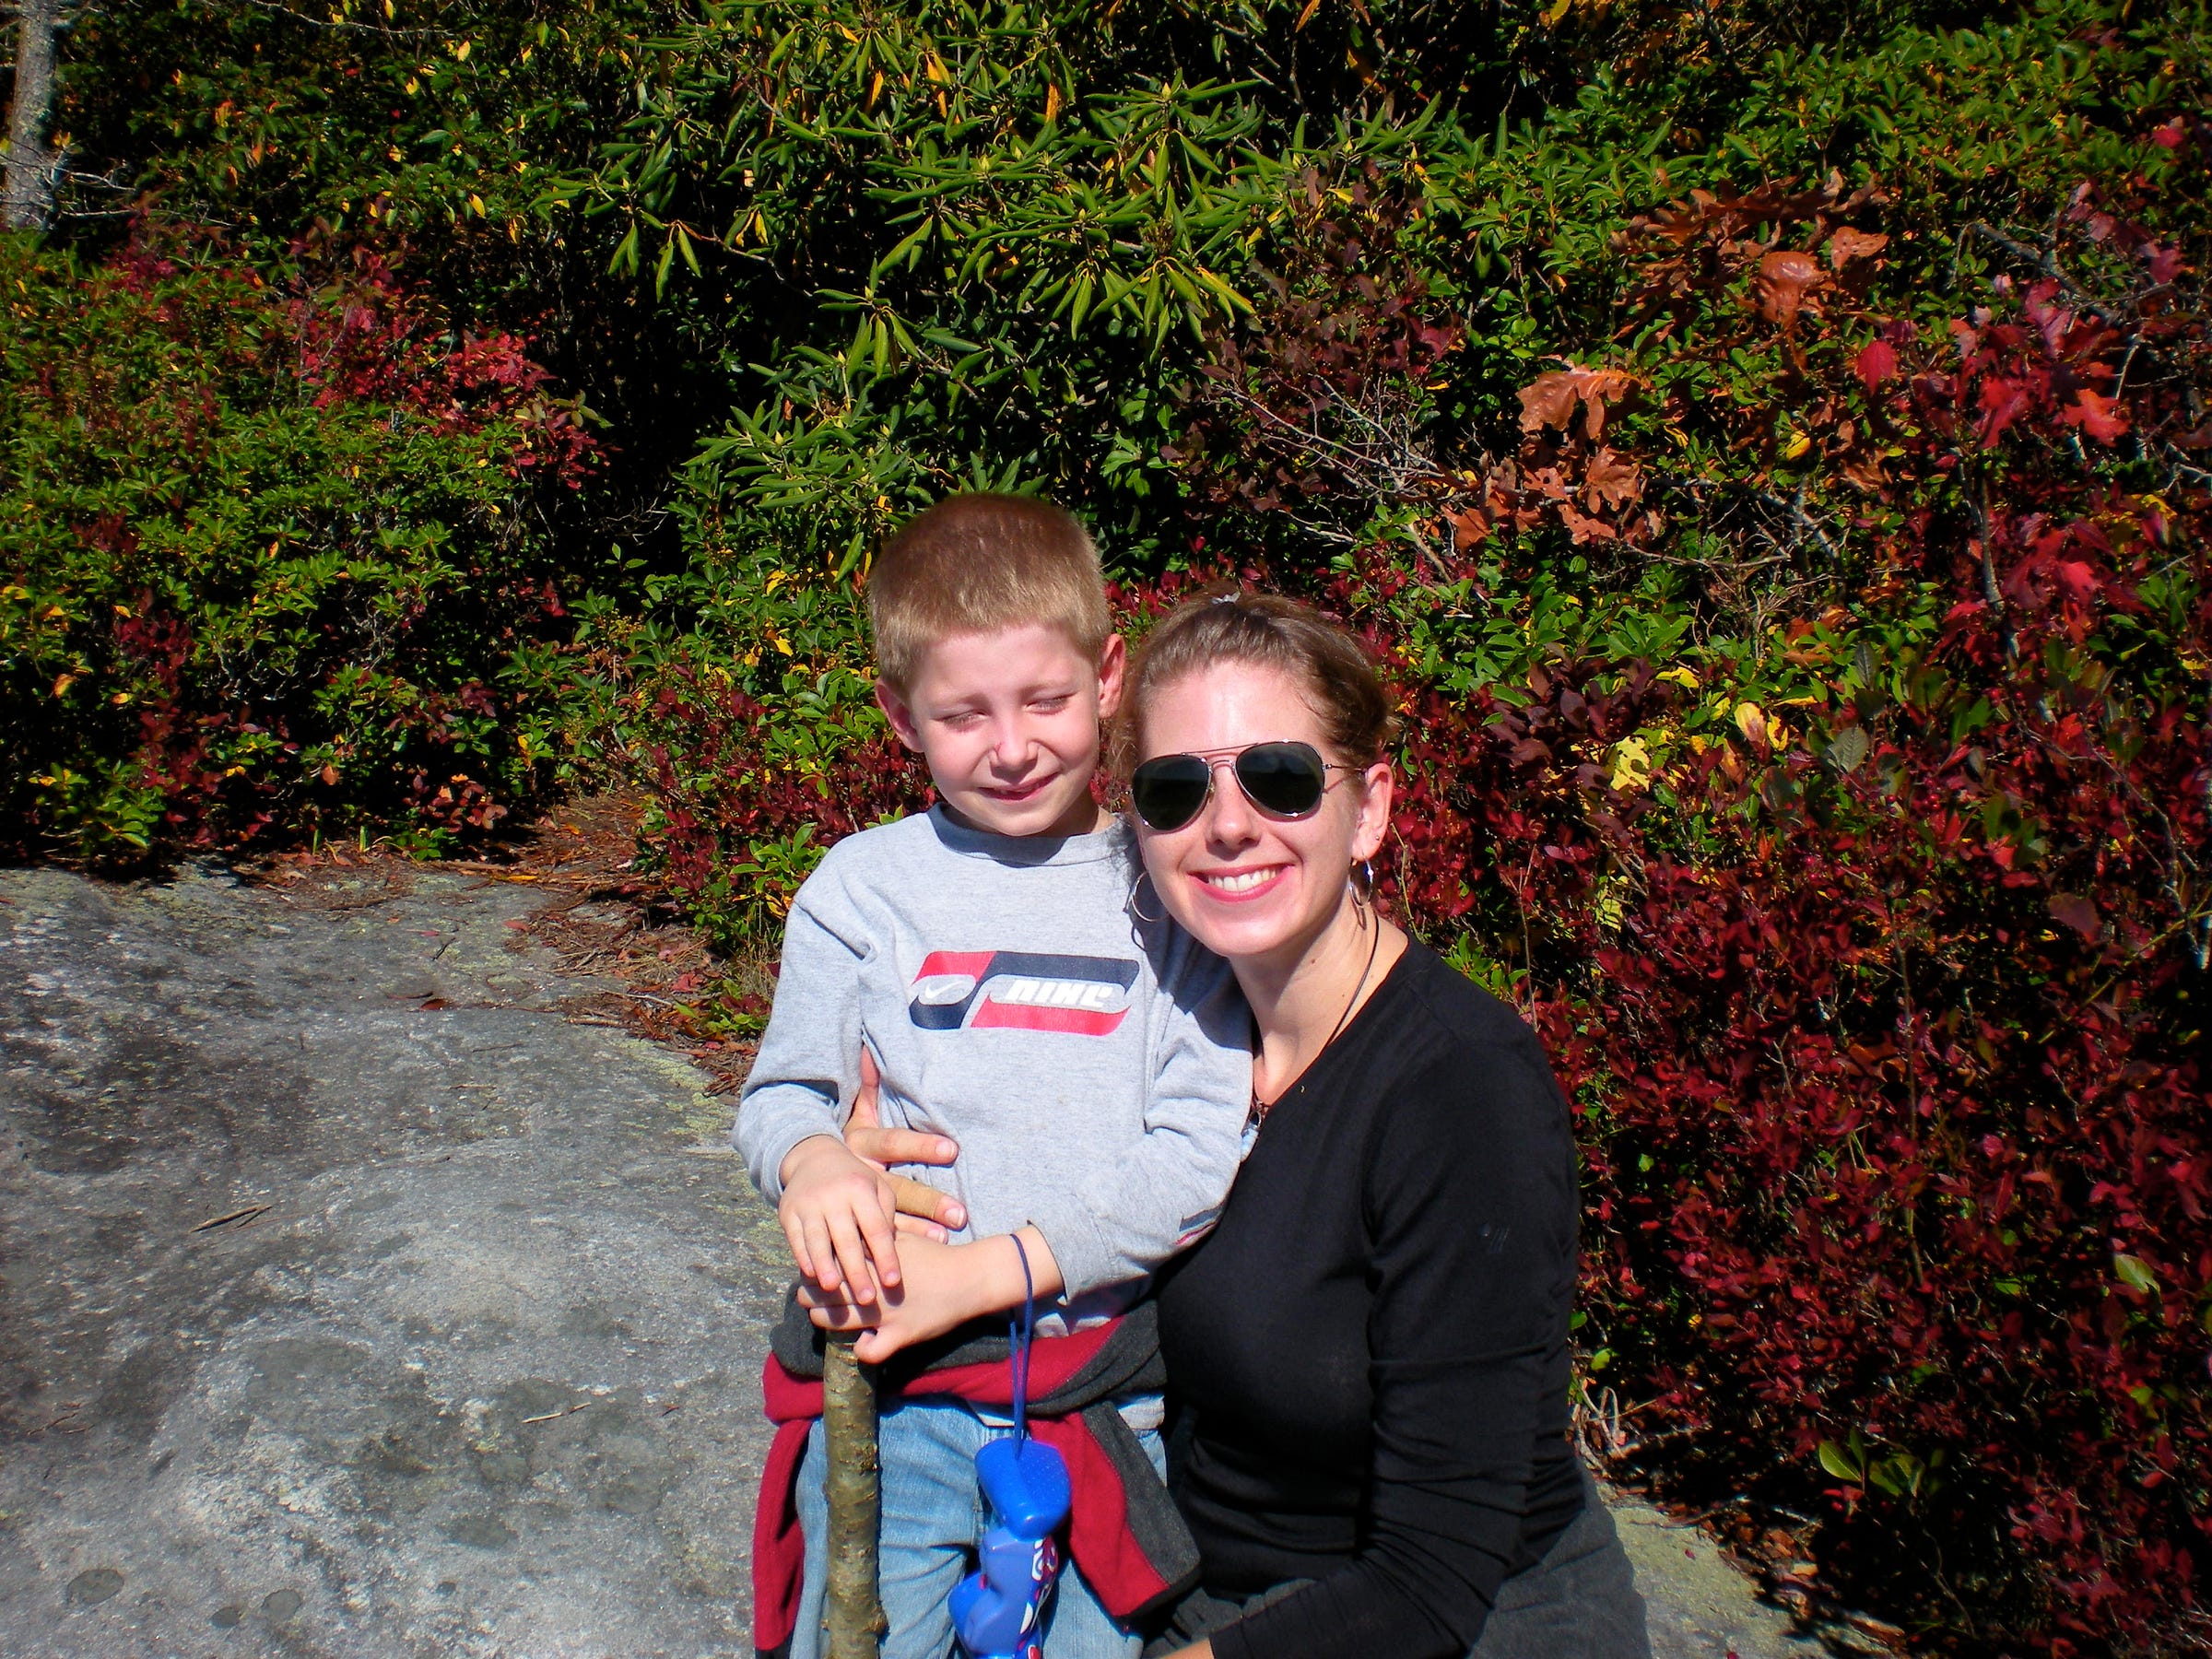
1252, 913, 1383, 1129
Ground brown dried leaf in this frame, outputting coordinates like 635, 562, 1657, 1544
1580, 370, 1636, 441
1557, 503, 1620, 543
1828, 228, 1889, 270
1583, 447, 1644, 511
1755, 250, 1825, 327
1446, 507, 1492, 550
1518, 371, 1581, 434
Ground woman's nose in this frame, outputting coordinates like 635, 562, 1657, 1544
1200, 757, 1256, 843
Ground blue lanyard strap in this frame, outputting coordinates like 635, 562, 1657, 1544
1008, 1232, 1035, 1444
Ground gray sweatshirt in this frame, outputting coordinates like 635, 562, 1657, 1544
735, 806, 1251, 1325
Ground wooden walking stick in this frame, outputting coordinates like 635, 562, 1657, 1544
821, 1329, 886, 1658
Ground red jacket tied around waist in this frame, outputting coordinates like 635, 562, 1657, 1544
753, 1299, 1198, 1655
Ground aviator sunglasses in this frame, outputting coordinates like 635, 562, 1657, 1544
1129, 740, 1358, 833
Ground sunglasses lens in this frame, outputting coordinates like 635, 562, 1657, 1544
1130, 755, 1212, 831
1235, 742, 1328, 818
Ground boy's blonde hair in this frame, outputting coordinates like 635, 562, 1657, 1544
867, 494, 1111, 690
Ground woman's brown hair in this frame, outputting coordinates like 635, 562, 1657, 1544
1111, 589, 1397, 778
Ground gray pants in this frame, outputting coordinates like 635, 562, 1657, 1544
1142, 1471, 1651, 1659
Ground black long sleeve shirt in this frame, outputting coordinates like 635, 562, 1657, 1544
1154, 939, 1585, 1659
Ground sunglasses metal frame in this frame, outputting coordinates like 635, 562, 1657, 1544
1127, 740, 1363, 832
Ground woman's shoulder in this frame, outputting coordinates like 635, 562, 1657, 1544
1350, 939, 1576, 1207
1382, 937, 1555, 1067
1345, 939, 1570, 1140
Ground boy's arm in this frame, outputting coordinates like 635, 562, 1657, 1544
1023, 947, 1253, 1300
735, 877, 901, 1298
734, 883, 866, 1201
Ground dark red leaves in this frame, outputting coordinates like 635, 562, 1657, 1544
1854, 337, 1898, 393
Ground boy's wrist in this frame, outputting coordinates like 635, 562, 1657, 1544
778, 1132, 859, 1191
994, 1226, 1065, 1311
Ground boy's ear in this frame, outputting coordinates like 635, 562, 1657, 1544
875, 677, 924, 752
1094, 634, 1128, 722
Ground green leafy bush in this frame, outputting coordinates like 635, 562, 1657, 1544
0, 228, 595, 857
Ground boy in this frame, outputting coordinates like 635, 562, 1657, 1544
736, 494, 1250, 1659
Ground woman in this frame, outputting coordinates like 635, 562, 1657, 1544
852, 591, 1650, 1658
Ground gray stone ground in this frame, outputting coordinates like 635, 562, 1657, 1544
0, 864, 1856, 1658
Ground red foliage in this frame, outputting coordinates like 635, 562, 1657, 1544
1148, 146, 2212, 1648
282, 241, 600, 488
1364, 185, 2212, 1647
633, 671, 929, 937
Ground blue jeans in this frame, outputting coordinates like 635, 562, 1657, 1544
791, 1396, 1166, 1659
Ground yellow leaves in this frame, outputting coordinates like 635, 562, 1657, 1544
467, 193, 487, 217
1295, 0, 1323, 28
52, 674, 76, 698
1659, 665, 1700, 689
1043, 83, 1063, 124
1734, 701, 1794, 751
1607, 736, 1653, 792
452, 38, 473, 62
1782, 429, 1813, 460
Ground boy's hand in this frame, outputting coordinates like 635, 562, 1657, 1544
798, 1227, 1065, 1364
777, 1135, 901, 1303
797, 1233, 991, 1363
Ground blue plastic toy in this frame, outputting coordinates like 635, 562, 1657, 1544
950, 1238, 1070, 1659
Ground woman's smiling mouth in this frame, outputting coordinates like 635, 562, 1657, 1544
1197, 865, 1284, 897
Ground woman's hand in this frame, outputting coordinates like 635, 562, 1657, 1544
846, 1049, 966, 1240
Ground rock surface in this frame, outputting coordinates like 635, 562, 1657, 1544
0, 863, 1841, 1657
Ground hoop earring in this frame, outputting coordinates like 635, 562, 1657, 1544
1126, 873, 1164, 925
1348, 857, 1376, 924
